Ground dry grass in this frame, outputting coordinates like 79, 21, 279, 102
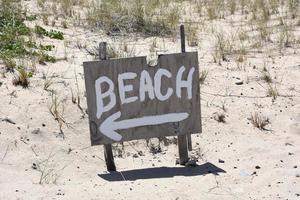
261, 65, 273, 83
43, 72, 55, 91
199, 70, 208, 84
30, 0, 300, 57
187, 24, 199, 47
12, 68, 32, 88
250, 112, 270, 130
32, 153, 67, 184
84, 0, 180, 36
49, 94, 66, 138
267, 83, 279, 100
213, 30, 235, 64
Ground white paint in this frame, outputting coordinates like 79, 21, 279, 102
118, 72, 138, 104
95, 76, 116, 119
100, 111, 189, 141
94, 66, 195, 118
139, 70, 155, 102
154, 69, 173, 101
176, 66, 195, 99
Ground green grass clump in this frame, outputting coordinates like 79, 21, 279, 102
39, 44, 55, 51
47, 30, 64, 40
35, 25, 48, 36
35, 25, 64, 40
0, 1, 31, 61
0, 0, 59, 71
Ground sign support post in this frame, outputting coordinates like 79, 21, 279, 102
177, 25, 191, 164
99, 42, 116, 172
181, 25, 193, 152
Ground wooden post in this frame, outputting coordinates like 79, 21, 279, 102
104, 144, 116, 171
180, 25, 193, 152
99, 42, 107, 60
99, 42, 116, 172
180, 25, 186, 53
178, 134, 189, 164
187, 134, 192, 151
177, 25, 190, 165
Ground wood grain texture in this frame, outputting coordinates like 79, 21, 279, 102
98, 41, 116, 171
178, 135, 189, 164
83, 52, 201, 145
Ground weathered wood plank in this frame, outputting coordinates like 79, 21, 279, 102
83, 52, 201, 145
99, 42, 116, 172
178, 24, 190, 164
104, 144, 116, 171
178, 134, 189, 164
179, 25, 193, 152
187, 135, 192, 151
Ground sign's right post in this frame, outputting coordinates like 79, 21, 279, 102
177, 25, 190, 165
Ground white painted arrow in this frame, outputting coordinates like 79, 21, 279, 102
99, 112, 189, 141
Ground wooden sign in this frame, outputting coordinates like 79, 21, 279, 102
83, 52, 201, 145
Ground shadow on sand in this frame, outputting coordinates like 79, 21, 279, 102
98, 162, 226, 181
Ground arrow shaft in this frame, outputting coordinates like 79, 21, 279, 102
115, 112, 189, 130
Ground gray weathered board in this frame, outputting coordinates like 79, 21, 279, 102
83, 52, 201, 145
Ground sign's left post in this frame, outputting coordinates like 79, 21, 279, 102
99, 42, 116, 172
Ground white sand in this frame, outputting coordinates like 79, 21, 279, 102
0, 1, 300, 199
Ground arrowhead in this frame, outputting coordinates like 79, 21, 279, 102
99, 111, 122, 141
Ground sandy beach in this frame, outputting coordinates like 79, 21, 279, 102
0, 0, 300, 199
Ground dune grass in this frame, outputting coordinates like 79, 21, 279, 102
85, 0, 180, 36
0, 0, 63, 72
